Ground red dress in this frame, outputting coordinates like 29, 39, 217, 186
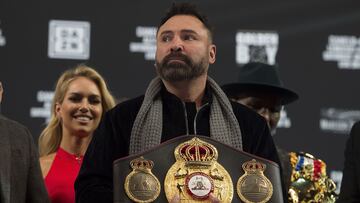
45, 148, 83, 203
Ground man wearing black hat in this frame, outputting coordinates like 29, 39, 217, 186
222, 62, 298, 135
222, 63, 339, 202
222, 62, 299, 190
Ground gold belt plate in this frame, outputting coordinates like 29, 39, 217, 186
164, 137, 233, 202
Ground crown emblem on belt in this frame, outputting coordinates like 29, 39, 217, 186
176, 137, 218, 168
242, 159, 267, 173
130, 156, 154, 171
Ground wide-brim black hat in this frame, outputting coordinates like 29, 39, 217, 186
221, 62, 299, 105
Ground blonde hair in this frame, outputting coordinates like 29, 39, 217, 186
38, 65, 116, 156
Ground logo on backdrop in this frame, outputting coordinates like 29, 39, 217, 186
236, 30, 279, 65
30, 91, 54, 123
277, 108, 292, 128
320, 107, 360, 134
0, 20, 6, 47
322, 35, 360, 69
129, 26, 157, 60
48, 20, 90, 60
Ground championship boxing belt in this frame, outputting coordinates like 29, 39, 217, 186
113, 135, 284, 203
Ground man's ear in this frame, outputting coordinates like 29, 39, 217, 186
209, 44, 216, 64
0, 81, 3, 103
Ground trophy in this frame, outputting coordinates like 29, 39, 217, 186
288, 152, 338, 203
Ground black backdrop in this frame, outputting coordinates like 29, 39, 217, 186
1, 0, 360, 193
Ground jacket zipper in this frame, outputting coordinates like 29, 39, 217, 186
182, 102, 190, 135
193, 103, 209, 135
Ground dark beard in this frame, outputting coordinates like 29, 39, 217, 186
155, 52, 207, 82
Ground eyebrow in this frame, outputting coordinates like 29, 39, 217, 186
68, 92, 101, 97
180, 29, 198, 35
158, 30, 172, 37
158, 29, 198, 36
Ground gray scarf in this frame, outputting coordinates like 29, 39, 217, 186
129, 76, 242, 154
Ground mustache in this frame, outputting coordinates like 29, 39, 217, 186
162, 52, 192, 66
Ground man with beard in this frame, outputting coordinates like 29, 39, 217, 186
75, 3, 282, 203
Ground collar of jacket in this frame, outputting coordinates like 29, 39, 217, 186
159, 82, 213, 106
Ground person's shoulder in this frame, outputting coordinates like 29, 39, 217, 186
230, 100, 269, 135
39, 153, 56, 178
103, 95, 144, 123
0, 114, 29, 134
0, 115, 33, 147
109, 95, 144, 114
351, 121, 360, 132
0, 114, 20, 125
350, 121, 360, 142
40, 153, 56, 163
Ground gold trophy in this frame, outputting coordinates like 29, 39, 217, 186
288, 152, 338, 203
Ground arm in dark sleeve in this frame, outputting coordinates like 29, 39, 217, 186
338, 122, 360, 203
252, 121, 281, 166
75, 109, 127, 203
25, 127, 50, 203
232, 102, 280, 164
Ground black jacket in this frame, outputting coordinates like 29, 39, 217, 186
337, 121, 360, 202
75, 88, 281, 203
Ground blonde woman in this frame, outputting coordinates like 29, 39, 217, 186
39, 65, 115, 203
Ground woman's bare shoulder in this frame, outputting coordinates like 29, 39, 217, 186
39, 153, 56, 178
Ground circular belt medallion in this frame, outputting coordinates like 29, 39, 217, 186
237, 159, 273, 203
124, 157, 161, 203
185, 172, 214, 200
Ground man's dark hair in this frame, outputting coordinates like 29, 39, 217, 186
157, 2, 214, 42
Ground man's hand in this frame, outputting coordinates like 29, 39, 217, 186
169, 194, 180, 203
208, 193, 221, 203
170, 193, 221, 203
